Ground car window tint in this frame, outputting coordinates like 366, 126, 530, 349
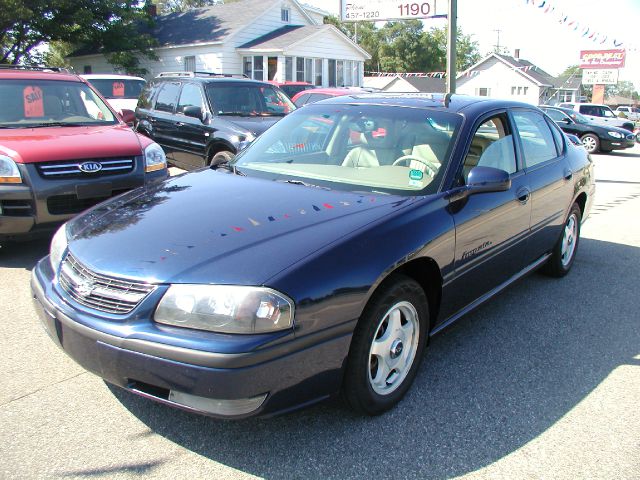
177, 83, 204, 114
546, 118, 565, 156
462, 116, 516, 182
137, 83, 155, 109
154, 82, 181, 113
294, 93, 309, 107
579, 105, 598, 116
307, 93, 332, 104
513, 110, 559, 168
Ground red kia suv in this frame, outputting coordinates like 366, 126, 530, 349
0, 67, 168, 242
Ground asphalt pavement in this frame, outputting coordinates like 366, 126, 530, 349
1, 146, 639, 480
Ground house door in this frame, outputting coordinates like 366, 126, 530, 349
268, 57, 278, 81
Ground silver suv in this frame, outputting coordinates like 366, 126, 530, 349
558, 103, 635, 131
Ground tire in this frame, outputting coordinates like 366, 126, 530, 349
209, 150, 235, 167
343, 275, 429, 415
542, 202, 581, 277
581, 133, 600, 154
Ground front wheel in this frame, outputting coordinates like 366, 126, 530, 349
543, 202, 581, 277
209, 150, 235, 167
581, 133, 600, 154
343, 275, 429, 415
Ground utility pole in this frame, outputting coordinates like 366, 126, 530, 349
446, 0, 457, 94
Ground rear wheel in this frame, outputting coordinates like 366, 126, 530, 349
543, 202, 581, 277
581, 133, 600, 154
343, 275, 429, 415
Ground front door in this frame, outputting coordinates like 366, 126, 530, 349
440, 113, 532, 319
268, 57, 278, 81
171, 83, 209, 169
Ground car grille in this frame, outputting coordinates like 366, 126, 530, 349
47, 189, 128, 215
36, 157, 136, 179
59, 253, 155, 315
0, 200, 33, 217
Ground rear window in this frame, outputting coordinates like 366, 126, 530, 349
87, 79, 145, 100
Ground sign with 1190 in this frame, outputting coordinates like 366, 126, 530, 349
340, 0, 445, 22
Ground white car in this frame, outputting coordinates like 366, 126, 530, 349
80, 74, 146, 114
558, 102, 635, 131
614, 106, 640, 122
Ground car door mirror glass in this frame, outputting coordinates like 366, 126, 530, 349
467, 166, 511, 194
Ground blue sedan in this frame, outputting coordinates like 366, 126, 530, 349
31, 94, 595, 418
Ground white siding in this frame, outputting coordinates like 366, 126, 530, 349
457, 57, 543, 105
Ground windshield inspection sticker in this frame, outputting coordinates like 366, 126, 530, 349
23, 86, 44, 117
409, 169, 424, 181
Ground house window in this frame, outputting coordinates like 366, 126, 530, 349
83, 65, 92, 74
511, 87, 516, 95
254, 56, 264, 80
285, 57, 293, 81
523, 87, 528, 95
305, 58, 313, 83
314, 59, 323, 86
337, 60, 344, 86
353, 62, 360, 86
243, 56, 252, 77
281, 8, 290, 22
476, 88, 491, 96
184, 56, 196, 72
296, 57, 304, 82
328, 59, 336, 87
558, 90, 573, 102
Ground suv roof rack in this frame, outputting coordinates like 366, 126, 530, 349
0, 65, 73, 73
156, 71, 249, 79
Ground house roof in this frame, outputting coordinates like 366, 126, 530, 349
238, 25, 316, 49
493, 54, 555, 87
403, 77, 446, 93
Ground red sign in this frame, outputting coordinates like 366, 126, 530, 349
23, 86, 44, 117
112, 81, 125, 97
580, 49, 626, 69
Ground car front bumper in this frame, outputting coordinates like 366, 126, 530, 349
31, 257, 351, 418
0, 161, 167, 240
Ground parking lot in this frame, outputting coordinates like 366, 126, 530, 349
1, 146, 639, 479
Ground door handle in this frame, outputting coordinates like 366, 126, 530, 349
176, 122, 185, 127
516, 187, 530, 204
563, 168, 573, 181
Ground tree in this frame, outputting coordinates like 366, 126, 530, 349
0, 0, 157, 74
152, 0, 221, 14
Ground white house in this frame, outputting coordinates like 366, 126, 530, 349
67, 0, 370, 87
456, 53, 581, 105
364, 75, 446, 93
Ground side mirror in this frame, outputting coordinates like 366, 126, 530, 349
560, 117, 572, 124
182, 106, 204, 122
119, 109, 136, 125
467, 166, 511, 194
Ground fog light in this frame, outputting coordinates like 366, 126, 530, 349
168, 390, 267, 416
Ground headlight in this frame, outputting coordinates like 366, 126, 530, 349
49, 224, 68, 272
144, 142, 167, 173
155, 284, 294, 334
0, 155, 22, 183
608, 131, 624, 139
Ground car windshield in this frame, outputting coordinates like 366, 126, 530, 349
570, 111, 590, 123
233, 103, 462, 195
206, 83, 295, 116
0, 79, 117, 127
87, 78, 145, 100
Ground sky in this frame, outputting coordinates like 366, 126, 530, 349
303, 0, 640, 89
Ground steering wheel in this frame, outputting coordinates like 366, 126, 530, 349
392, 155, 439, 176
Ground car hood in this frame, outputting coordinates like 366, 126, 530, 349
222, 116, 281, 136
0, 124, 142, 163
66, 170, 412, 285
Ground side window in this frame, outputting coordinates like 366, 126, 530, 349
137, 83, 156, 109
580, 105, 598, 116
512, 110, 559, 168
177, 83, 204, 114
546, 118, 565, 156
294, 93, 309, 107
601, 107, 615, 118
154, 82, 181, 113
545, 109, 569, 123
462, 115, 516, 182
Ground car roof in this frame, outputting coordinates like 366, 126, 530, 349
153, 75, 271, 86
0, 68, 81, 82
268, 81, 313, 86
81, 74, 145, 81
314, 92, 536, 114
540, 105, 574, 114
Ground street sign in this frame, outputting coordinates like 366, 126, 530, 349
582, 69, 619, 85
579, 49, 626, 69
340, 0, 446, 22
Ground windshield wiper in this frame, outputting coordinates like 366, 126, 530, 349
27, 122, 92, 128
277, 179, 330, 190
216, 112, 257, 117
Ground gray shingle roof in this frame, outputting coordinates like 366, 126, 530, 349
403, 77, 446, 93
238, 25, 326, 49
495, 54, 556, 86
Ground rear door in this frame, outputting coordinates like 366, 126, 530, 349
441, 112, 532, 318
511, 109, 574, 261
